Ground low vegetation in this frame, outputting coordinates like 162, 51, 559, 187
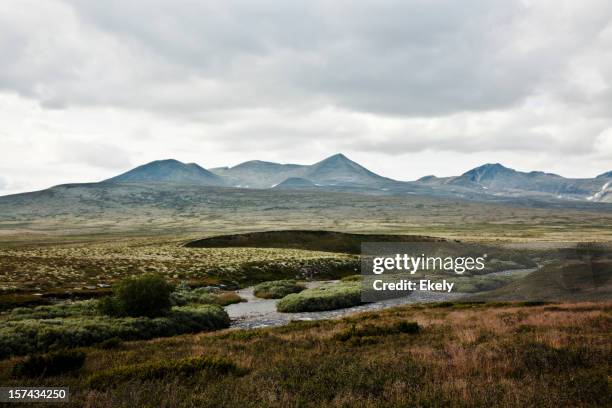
170, 282, 244, 306
253, 280, 305, 299
0, 276, 233, 359
0, 305, 230, 359
98, 274, 173, 318
333, 320, 420, 344
0, 240, 357, 301
277, 281, 362, 312
471, 260, 612, 301
87, 355, 246, 389
0, 302, 608, 407
12, 350, 85, 378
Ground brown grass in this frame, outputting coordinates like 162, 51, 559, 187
0, 301, 609, 407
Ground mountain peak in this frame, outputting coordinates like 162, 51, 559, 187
105, 159, 223, 186
461, 163, 515, 182
322, 153, 350, 162
472, 163, 510, 172
306, 153, 391, 186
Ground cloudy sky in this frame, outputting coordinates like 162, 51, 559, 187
1, 0, 611, 195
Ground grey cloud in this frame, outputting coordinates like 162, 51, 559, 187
0, 0, 609, 118
53, 140, 132, 170
1, 0, 612, 188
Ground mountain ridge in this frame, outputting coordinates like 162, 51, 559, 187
1, 154, 611, 204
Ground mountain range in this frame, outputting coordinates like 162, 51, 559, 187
1, 154, 611, 208
209, 153, 394, 189
417, 163, 612, 202
100, 154, 611, 203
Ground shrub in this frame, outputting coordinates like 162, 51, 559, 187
94, 337, 122, 350
9, 301, 98, 320
334, 321, 420, 342
12, 350, 85, 378
431, 302, 454, 308
395, 321, 420, 334
87, 355, 245, 389
340, 275, 362, 282
217, 330, 265, 341
170, 285, 244, 306
99, 274, 172, 318
214, 292, 245, 306
560, 368, 611, 405
513, 342, 592, 375
97, 296, 121, 316
277, 282, 361, 312
0, 305, 230, 359
253, 280, 305, 299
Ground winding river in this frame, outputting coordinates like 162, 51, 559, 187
226, 267, 538, 329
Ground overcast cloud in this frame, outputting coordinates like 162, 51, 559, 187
0, 0, 611, 195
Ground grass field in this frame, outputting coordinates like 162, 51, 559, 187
0, 238, 355, 302
0, 191, 610, 407
0, 301, 609, 407
1, 186, 612, 242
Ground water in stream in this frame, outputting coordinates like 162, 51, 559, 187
225, 268, 537, 329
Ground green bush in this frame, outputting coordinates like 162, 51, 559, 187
12, 350, 85, 378
253, 280, 305, 299
214, 292, 245, 306
0, 305, 230, 359
99, 274, 172, 318
277, 282, 361, 312
170, 285, 244, 306
87, 355, 245, 389
340, 275, 362, 282
9, 301, 98, 320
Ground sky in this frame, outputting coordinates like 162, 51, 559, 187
1, 0, 611, 195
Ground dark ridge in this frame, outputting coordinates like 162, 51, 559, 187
184, 230, 446, 254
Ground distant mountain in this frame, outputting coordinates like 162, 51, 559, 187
105, 159, 224, 186
273, 177, 318, 190
417, 163, 610, 201
209, 153, 393, 189
458, 163, 518, 184
302, 154, 394, 187
210, 160, 304, 188
587, 179, 612, 203
1, 155, 611, 209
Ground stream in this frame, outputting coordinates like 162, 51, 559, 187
226, 268, 537, 329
